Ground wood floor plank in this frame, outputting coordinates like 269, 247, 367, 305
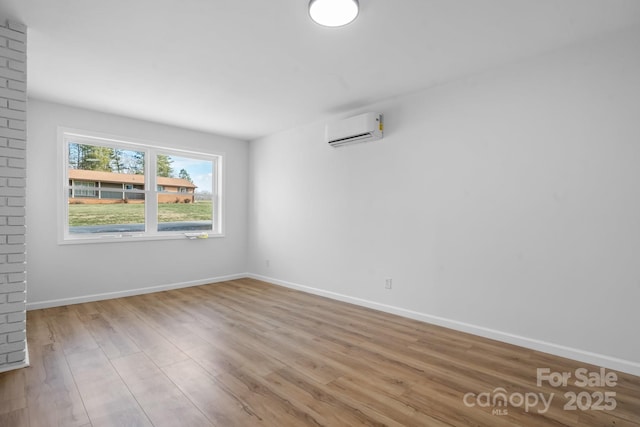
89, 407, 153, 427
111, 352, 212, 427
0, 407, 28, 427
265, 367, 411, 427
0, 367, 26, 415
46, 306, 100, 356
66, 348, 151, 425
162, 359, 263, 426
327, 374, 456, 427
214, 366, 327, 427
24, 342, 90, 427
74, 311, 141, 360
93, 303, 190, 368
5, 278, 639, 426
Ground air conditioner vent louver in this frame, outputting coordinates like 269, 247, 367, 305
326, 113, 383, 147
329, 132, 372, 144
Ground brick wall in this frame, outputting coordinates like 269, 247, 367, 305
0, 19, 27, 372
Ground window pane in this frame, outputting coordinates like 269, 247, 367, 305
67, 142, 146, 234
68, 194, 146, 234
156, 154, 213, 232
74, 181, 97, 197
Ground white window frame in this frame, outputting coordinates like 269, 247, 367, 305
58, 127, 224, 244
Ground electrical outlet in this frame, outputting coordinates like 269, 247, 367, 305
385, 278, 392, 289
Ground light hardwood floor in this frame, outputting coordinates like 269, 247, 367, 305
1, 278, 638, 426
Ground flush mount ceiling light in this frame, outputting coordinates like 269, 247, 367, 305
309, 0, 359, 27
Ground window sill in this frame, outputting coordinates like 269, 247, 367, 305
58, 231, 224, 245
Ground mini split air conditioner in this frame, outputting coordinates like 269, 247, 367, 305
326, 112, 383, 147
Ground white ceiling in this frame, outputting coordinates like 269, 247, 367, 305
2, 0, 640, 140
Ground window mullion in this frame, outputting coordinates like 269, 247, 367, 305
147, 149, 158, 234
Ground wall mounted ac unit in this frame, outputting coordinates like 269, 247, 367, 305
326, 112, 383, 147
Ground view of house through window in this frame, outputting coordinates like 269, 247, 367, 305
68, 144, 147, 233
156, 153, 213, 232
63, 131, 220, 241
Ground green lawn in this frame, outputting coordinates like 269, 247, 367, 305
68, 201, 213, 226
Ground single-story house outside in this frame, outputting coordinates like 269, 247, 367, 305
68, 169, 197, 203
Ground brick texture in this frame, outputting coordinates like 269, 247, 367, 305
0, 18, 26, 372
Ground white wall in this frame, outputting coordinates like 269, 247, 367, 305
26, 100, 249, 306
248, 26, 640, 374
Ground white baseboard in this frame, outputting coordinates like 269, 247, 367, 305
24, 271, 640, 376
25, 273, 248, 310
248, 273, 640, 377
